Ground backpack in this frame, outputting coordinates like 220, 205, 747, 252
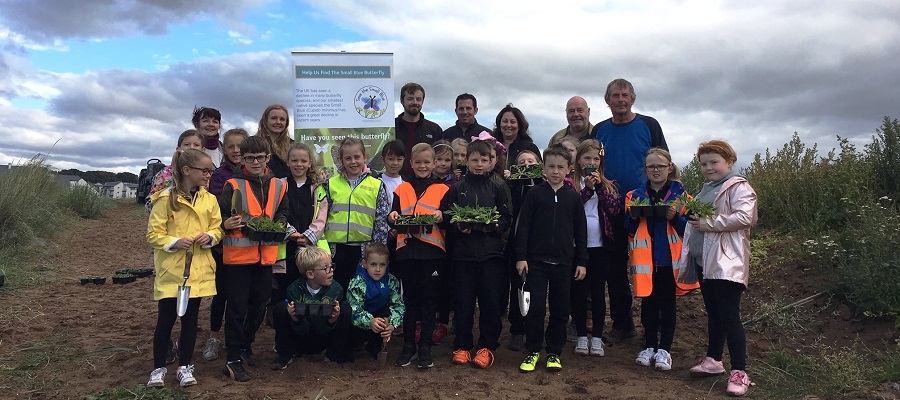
136, 158, 165, 204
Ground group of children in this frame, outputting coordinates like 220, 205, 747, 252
145, 104, 757, 397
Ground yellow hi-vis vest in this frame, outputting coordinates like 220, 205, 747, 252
222, 177, 286, 266
324, 174, 381, 244
625, 191, 699, 297
394, 181, 448, 252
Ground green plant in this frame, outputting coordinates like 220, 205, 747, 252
509, 163, 542, 179
245, 216, 288, 232
63, 185, 111, 219
445, 203, 500, 224
679, 156, 703, 195
111, 273, 134, 278
395, 213, 436, 225
673, 193, 715, 218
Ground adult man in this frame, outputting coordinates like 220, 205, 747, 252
442, 93, 492, 142
590, 78, 668, 343
547, 96, 593, 147
394, 82, 443, 178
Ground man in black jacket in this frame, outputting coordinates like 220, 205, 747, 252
395, 82, 442, 179
442, 93, 492, 142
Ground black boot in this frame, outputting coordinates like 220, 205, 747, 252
395, 343, 417, 367
418, 343, 433, 368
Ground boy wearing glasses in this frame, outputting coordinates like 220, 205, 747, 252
218, 136, 301, 381
346, 243, 405, 360
270, 246, 353, 369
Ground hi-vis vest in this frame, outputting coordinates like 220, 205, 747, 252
394, 181, 449, 252
324, 175, 381, 244
223, 178, 286, 266
625, 191, 699, 297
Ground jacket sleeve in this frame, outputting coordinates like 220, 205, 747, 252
515, 189, 534, 261
494, 181, 513, 237
304, 185, 329, 244
347, 276, 374, 330
388, 193, 402, 228
623, 190, 639, 235
273, 178, 290, 226
218, 180, 235, 228
698, 181, 757, 232
147, 195, 179, 251
204, 194, 225, 246
573, 192, 588, 267
372, 182, 390, 244
387, 276, 405, 328
439, 185, 459, 232
642, 115, 668, 151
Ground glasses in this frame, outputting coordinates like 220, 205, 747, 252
188, 166, 213, 175
645, 164, 670, 171
243, 155, 269, 164
313, 264, 334, 273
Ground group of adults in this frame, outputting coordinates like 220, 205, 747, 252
393, 78, 669, 340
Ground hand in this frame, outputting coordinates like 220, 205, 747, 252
666, 207, 677, 221
688, 219, 708, 231
328, 301, 340, 324
192, 233, 211, 246
287, 301, 299, 322
516, 260, 528, 275
295, 235, 310, 246
503, 169, 511, 179
434, 210, 443, 223
381, 324, 394, 339
584, 173, 596, 189
224, 215, 243, 230
453, 169, 462, 179
173, 237, 194, 250
574, 266, 586, 281
288, 232, 301, 242
387, 211, 399, 224
369, 316, 387, 333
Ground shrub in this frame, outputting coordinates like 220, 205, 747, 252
678, 155, 702, 195
63, 185, 111, 219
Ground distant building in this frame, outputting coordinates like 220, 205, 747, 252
55, 174, 90, 189
101, 182, 137, 199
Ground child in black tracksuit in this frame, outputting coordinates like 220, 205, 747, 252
515, 145, 588, 372
440, 139, 512, 369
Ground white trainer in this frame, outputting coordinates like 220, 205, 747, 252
176, 365, 197, 387
147, 367, 166, 387
574, 336, 589, 355
589, 337, 605, 356
654, 349, 672, 371
635, 348, 656, 366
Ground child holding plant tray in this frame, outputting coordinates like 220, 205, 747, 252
439, 139, 512, 369
624, 147, 698, 372
386, 143, 449, 368
680, 140, 757, 397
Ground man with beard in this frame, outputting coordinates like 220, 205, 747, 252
547, 96, 593, 147
394, 82, 443, 178
442, 93, 492, 143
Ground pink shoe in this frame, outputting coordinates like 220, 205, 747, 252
432, 323, 449, 344
726, 370, 751, 396
689, 356, 726, 377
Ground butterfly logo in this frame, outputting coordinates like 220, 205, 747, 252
314, 143, 330, 154
364, 95, 381, 111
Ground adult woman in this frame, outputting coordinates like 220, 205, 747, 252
491, 104, 541, 176
256, 104, 293, 178
192, 106, 224, 167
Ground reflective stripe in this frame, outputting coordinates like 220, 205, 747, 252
631, 264, 652, 274
400, 205, 416, 214
223, 236, 256, 247
417, 203, 439, 212
666, 233, 680, 244
394, 181, 448, 252
324, 175, 380, 244
630, 239, 650, 250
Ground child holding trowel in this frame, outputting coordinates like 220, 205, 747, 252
146, 148, 224, 388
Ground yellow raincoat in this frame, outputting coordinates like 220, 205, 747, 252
147, 187, 224, 300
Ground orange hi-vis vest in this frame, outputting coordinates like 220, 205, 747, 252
626, 194, 699, 297
222, 177, 287, 266
394, 181, 448, 252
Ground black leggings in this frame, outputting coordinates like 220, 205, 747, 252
209, 248, 225, 332
572, 246, 615, 337
700, 278, 747, 370
640, 265, 676, 351
153, 297, 201, 368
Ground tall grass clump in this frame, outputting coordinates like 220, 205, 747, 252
63, 185, 111, 219
0, 156, 69, 251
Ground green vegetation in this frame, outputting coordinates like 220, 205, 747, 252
64, 185, 112, 219
672, 192, 716, 218
445, 203, 500, 224
395, 213, 436, 225
245, 216, 288, 232
509, 163, 543, 179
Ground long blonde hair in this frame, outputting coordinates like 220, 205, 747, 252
646, 147, 680, 182
169, 149, 211, 211
288, 142, 322, 186
257, 104, 291, 161
573, 139, 617, 197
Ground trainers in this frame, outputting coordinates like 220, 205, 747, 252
452, 349, 471, 365
202, 337, 220, 361
418, 344, 434, 369
654, 349, 672, 371
636, 348, 656, 366
726, 370, 751, 396
589, 337, 605, 356
689, 356, 726, 377
415, 321, 422, 343
223, 360, 251, 382
165, 339, 178, 365
546, 353, 562, 371
471, 348, 494, 369
566, 323, 578, 342
270, 355, 294, 370
395, 344, 417, 367
147, 367, 166, 387
606, 328, 636, 343
240, 349, 258, 368
574, 336, 589, 355
507, 334, 525, 352
176, 365, 197, 387
432, 323, 449, 344
519, 352, 539, 372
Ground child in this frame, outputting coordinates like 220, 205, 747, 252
217, 136, 300, 382
439, 139, 512, 369
203, 128, 249, 362
625, 148, 698, 370
347, 243, 405, 360
146, 149, 224, 387
270, 246, 352, 369
450, 138, 468, 181
432, 140, 455, 187
505, 149, 543, 351
515, 145, 587, 372
379, 140, 406, 210
192, 106, 224, 167
324, 137, 390, 291
681, 140, 757, 397
145, 130, 204, 211
387, 143, 449, 368
570, 139, 622, 357
276, 142, 330, 319
256, 104, 292, 179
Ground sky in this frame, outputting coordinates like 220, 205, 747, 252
1, 0, 899, 173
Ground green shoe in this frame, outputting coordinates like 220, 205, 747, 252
519, 352, 540, 372
546, 353, 562, 371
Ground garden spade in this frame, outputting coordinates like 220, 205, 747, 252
518, 271, 531, 316
176, 251, 193, 317
377, 337, 389, 369
231, 188, 243, 217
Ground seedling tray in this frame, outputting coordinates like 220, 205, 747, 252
242, 227, 284, 242
394, 223, 434, 234
629, 205, 671, 219
456, 221, 499, 232
294, 303, 336, 318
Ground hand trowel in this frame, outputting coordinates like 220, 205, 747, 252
518, 271, 531, 316
377, 337, 389, 369
176, 251, 193, 317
